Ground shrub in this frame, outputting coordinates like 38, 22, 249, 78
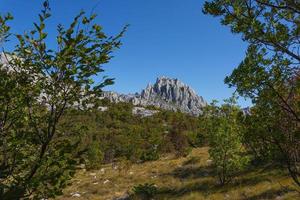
203, 98, 249, 185
185, 131, 205, 147
168, 128, 190, 157
140, 146, 159, 162
85, 142, 104, 170
118, 158, 132, 174
132, 183, 158, 199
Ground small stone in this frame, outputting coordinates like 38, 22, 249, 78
79, 164, 85, 169
206, 159, 213, 164
113, 193, 130, 200
113, 165, 118, 170
129, 171, 134, 175
71, 192, 81, 197
98, 106, 108, 112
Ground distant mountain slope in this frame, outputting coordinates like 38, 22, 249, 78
102, 77, 207, 116
0, 55, 207, 116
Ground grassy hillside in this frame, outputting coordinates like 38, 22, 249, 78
57, 147, 299, 200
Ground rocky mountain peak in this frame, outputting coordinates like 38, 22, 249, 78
147, 77, 197, 99
140, 76, 206, 115
102, 77, 207, 116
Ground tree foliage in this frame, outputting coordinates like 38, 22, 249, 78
0, 2, 126, 199
60, 101, 204, 166
203, 97, 248, 185
0, 13, 12, 45
203, 0, 300, 186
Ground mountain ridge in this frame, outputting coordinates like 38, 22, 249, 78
101, 76, 207, 116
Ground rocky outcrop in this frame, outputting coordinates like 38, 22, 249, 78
102, 77, 207, 116
1, 53, 206, 115
139, 76, 206, 115
132, 107, 159, 118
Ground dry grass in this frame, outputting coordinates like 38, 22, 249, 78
56, 147, 300, 200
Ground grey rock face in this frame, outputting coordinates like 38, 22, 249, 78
0, 52, 14, 72
132, 107, 159, 118
102, 77, 207, 116
1, 54, 207, 115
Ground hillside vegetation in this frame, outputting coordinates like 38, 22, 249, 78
59, 101, 204, 169
57, 147, 299, 200
0, 1, 299, 199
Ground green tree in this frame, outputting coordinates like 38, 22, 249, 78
85, 141, 104, 170
203, 0, 300, 186
0, 13, 12, 44
0, 2, 126, 199
0, 13, 31, 198
203, 97, 248, 185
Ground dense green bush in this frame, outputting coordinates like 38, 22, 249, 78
202, 98, 249, 185
85, 142, 104, 170
168, 130, 191, 157
59, 102, 203, 166
132, 183, 158, 199
140, 147, 160, 162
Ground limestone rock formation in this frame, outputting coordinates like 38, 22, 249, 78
102, 77, 207, 116
1, 54, 207, 116
132, 107, 159, 118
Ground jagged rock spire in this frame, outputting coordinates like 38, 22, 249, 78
102, 77, 207, 116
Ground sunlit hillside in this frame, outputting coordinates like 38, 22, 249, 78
1, 1, 299, 199
57, 147, 299, 200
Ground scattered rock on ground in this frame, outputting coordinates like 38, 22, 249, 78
70, 192, 81, 198
78, 164, 85, 169
206, 159, 213, 164
113, 193, 130, 200
100, 168, 105, 173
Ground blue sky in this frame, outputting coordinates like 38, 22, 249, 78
0, 0, 250, 106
